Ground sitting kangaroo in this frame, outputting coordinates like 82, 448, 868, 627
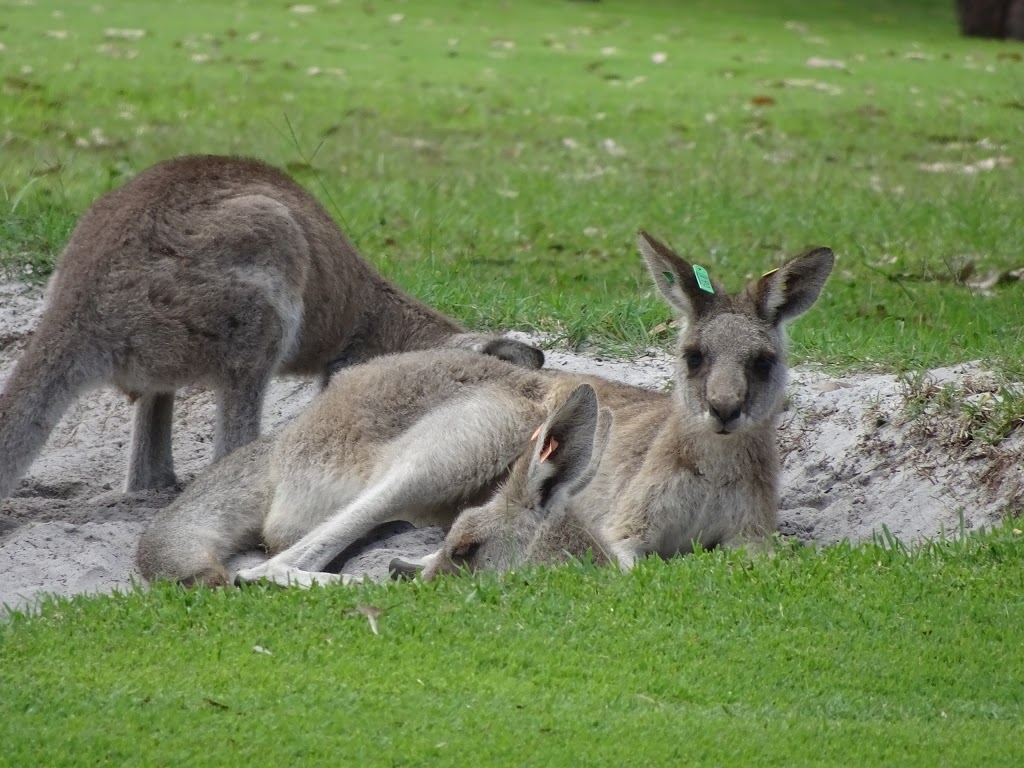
136, 231, 833, 588
0, 155, 542, 501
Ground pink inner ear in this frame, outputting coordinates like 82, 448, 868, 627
531, 424, 543, 442
539, 436, 559, 464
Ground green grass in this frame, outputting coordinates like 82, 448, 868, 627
899, 369, 1024, 446
2, 525, 1023, 766
3, 3, 1023, 763
1, 0, 1022, 370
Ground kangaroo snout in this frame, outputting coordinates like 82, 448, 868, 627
708, 400, 743, 432
706, 370, 747, 433
388, 557, 422, 580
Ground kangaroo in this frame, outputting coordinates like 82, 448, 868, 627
390, 383, 618, 580
136, 231, 833, 588
0, 154, 543, 501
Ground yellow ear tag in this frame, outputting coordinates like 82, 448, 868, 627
539, 436, 559, 464
761, 268, 779, 278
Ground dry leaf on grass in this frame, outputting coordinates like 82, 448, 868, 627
105, 28, 146, 40
346, 605, 384, 635
886, 260, 1024, 296
763, 78, 842, 95
805, 57, 847, 70
601, 138, 626, 156
917, 157, 1013, 174
648, 320, 677, 337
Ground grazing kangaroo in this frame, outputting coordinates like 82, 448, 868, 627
136, 231, 833, 588
0, 154, 542, 501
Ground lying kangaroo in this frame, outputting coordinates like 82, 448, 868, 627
0, 154, 542, 501
136, 231, 833, 587
393, 383, 618, 580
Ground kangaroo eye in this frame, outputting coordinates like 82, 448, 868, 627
751, 355, 775, 379
685, 350, 704, 372
451, 542, 481, 562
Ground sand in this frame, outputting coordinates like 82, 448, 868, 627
2, 278, 1020, 612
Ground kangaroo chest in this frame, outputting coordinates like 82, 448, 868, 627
586, 430, 771, 558
650, 473, 759, 556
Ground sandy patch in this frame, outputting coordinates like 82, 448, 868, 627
1, 279, 1020, 612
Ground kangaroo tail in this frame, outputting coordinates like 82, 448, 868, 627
136, 436, 276, 586
0, 320, 107, 501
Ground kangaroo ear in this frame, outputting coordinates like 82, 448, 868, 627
568, 406, 612, 497
525, 384, 603, 511
637, 230, 718, 320
449, 333, 545, 370
480, 337, 545, 370
752, 247, 835, 326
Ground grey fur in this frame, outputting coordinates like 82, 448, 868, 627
136, 232, 834, 587
395, 384, 615, 579
0, 155, 542, 501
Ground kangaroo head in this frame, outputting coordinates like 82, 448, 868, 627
391, 384, 611, 581
637, 231, 834, 436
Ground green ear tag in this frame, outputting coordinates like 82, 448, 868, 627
693, 265, 714, 294
662, 271, 674, 284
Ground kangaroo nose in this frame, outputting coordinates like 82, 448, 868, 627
389, 557, 421, 580
709, 403, 741, 428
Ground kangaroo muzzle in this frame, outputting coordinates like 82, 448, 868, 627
388, 557, 422, 581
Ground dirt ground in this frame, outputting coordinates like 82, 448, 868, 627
2, 278, 1021, 612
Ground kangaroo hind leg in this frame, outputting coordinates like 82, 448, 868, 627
237, 388, 534, 588
210, 286, 301, 462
